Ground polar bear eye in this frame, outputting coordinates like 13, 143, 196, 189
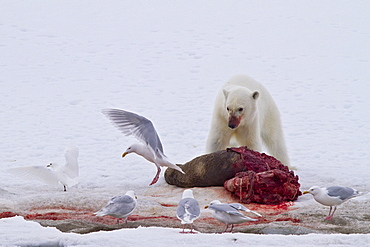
238, 107, 243, 112
226, 107, 230, 111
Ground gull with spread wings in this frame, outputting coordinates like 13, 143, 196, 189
8, 145, 79, 191
102, 108, 184, 185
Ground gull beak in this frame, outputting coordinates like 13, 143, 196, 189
204, 205, 209, 209
302, 191, 310, 194
122, 152, 128, 158
46, 163, 52, 167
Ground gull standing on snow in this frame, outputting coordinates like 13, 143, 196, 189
176, 189, 201, 233
8, 145, 79, 191
94, 190, 137, 224
102, 108, 184, 185
303, 185, 363, 220
205, 200, 261, 233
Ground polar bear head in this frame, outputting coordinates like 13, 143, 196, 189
223, 87, 259, 129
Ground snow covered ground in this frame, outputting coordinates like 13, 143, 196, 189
1, 1, 370, 246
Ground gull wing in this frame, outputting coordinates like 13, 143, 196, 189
327, 186, 358, 201
229, 203, 248, 211
177, 198, 201, 221
8, 166, 59, 187
229, 203, 262, 217
95, 195, 136, 217
102, 109, 165, 159
64, 145, 79, 179
209, 203, 240, 214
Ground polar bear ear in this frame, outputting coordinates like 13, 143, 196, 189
223, 89, 230, 98
252, 91, 259, 100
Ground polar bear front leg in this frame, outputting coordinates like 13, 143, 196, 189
261, 127, 293, 168
206, 125, 233, 153
266, 137, 291, 168
234, 127, 264, 153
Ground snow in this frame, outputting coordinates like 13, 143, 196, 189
1, 0, 370, 246
1, 216, 370, 247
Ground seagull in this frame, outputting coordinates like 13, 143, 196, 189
176, 189, 201, 233
94, 190, 137, 224
204, 200, 261, 233
102, 108, 184, 185
303, 185, 363, 220
8, 145, 79, 191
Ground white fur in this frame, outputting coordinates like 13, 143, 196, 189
206, 74, 291, 167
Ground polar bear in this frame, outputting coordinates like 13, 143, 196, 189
206, 74, 291, 167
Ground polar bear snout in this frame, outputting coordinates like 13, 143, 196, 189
228, 116, 241, 129
228, 123, 237, 129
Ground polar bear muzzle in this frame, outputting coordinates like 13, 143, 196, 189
228, 115, 241, 129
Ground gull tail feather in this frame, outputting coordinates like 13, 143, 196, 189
167, 162, 185, 174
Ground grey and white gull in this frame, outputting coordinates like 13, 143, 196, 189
94, 190, 137, 224
102, 108, 184, 185
303, 185, 363, 220
176, 189, 201, 233
205, 200, 261, 233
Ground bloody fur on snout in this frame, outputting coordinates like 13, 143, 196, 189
228, 115, 241, 129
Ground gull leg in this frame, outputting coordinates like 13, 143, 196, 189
230, 224, 234, 233
180, 224, 197, 234
325, 215, 333, 220
149, 166, 161, 185
326, 206, 337, 220
331, 206, 337, 217
179, 225, 186, 233
325, 206, 336, 220
328, 206, 332, 217
189, 224, 197, 234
